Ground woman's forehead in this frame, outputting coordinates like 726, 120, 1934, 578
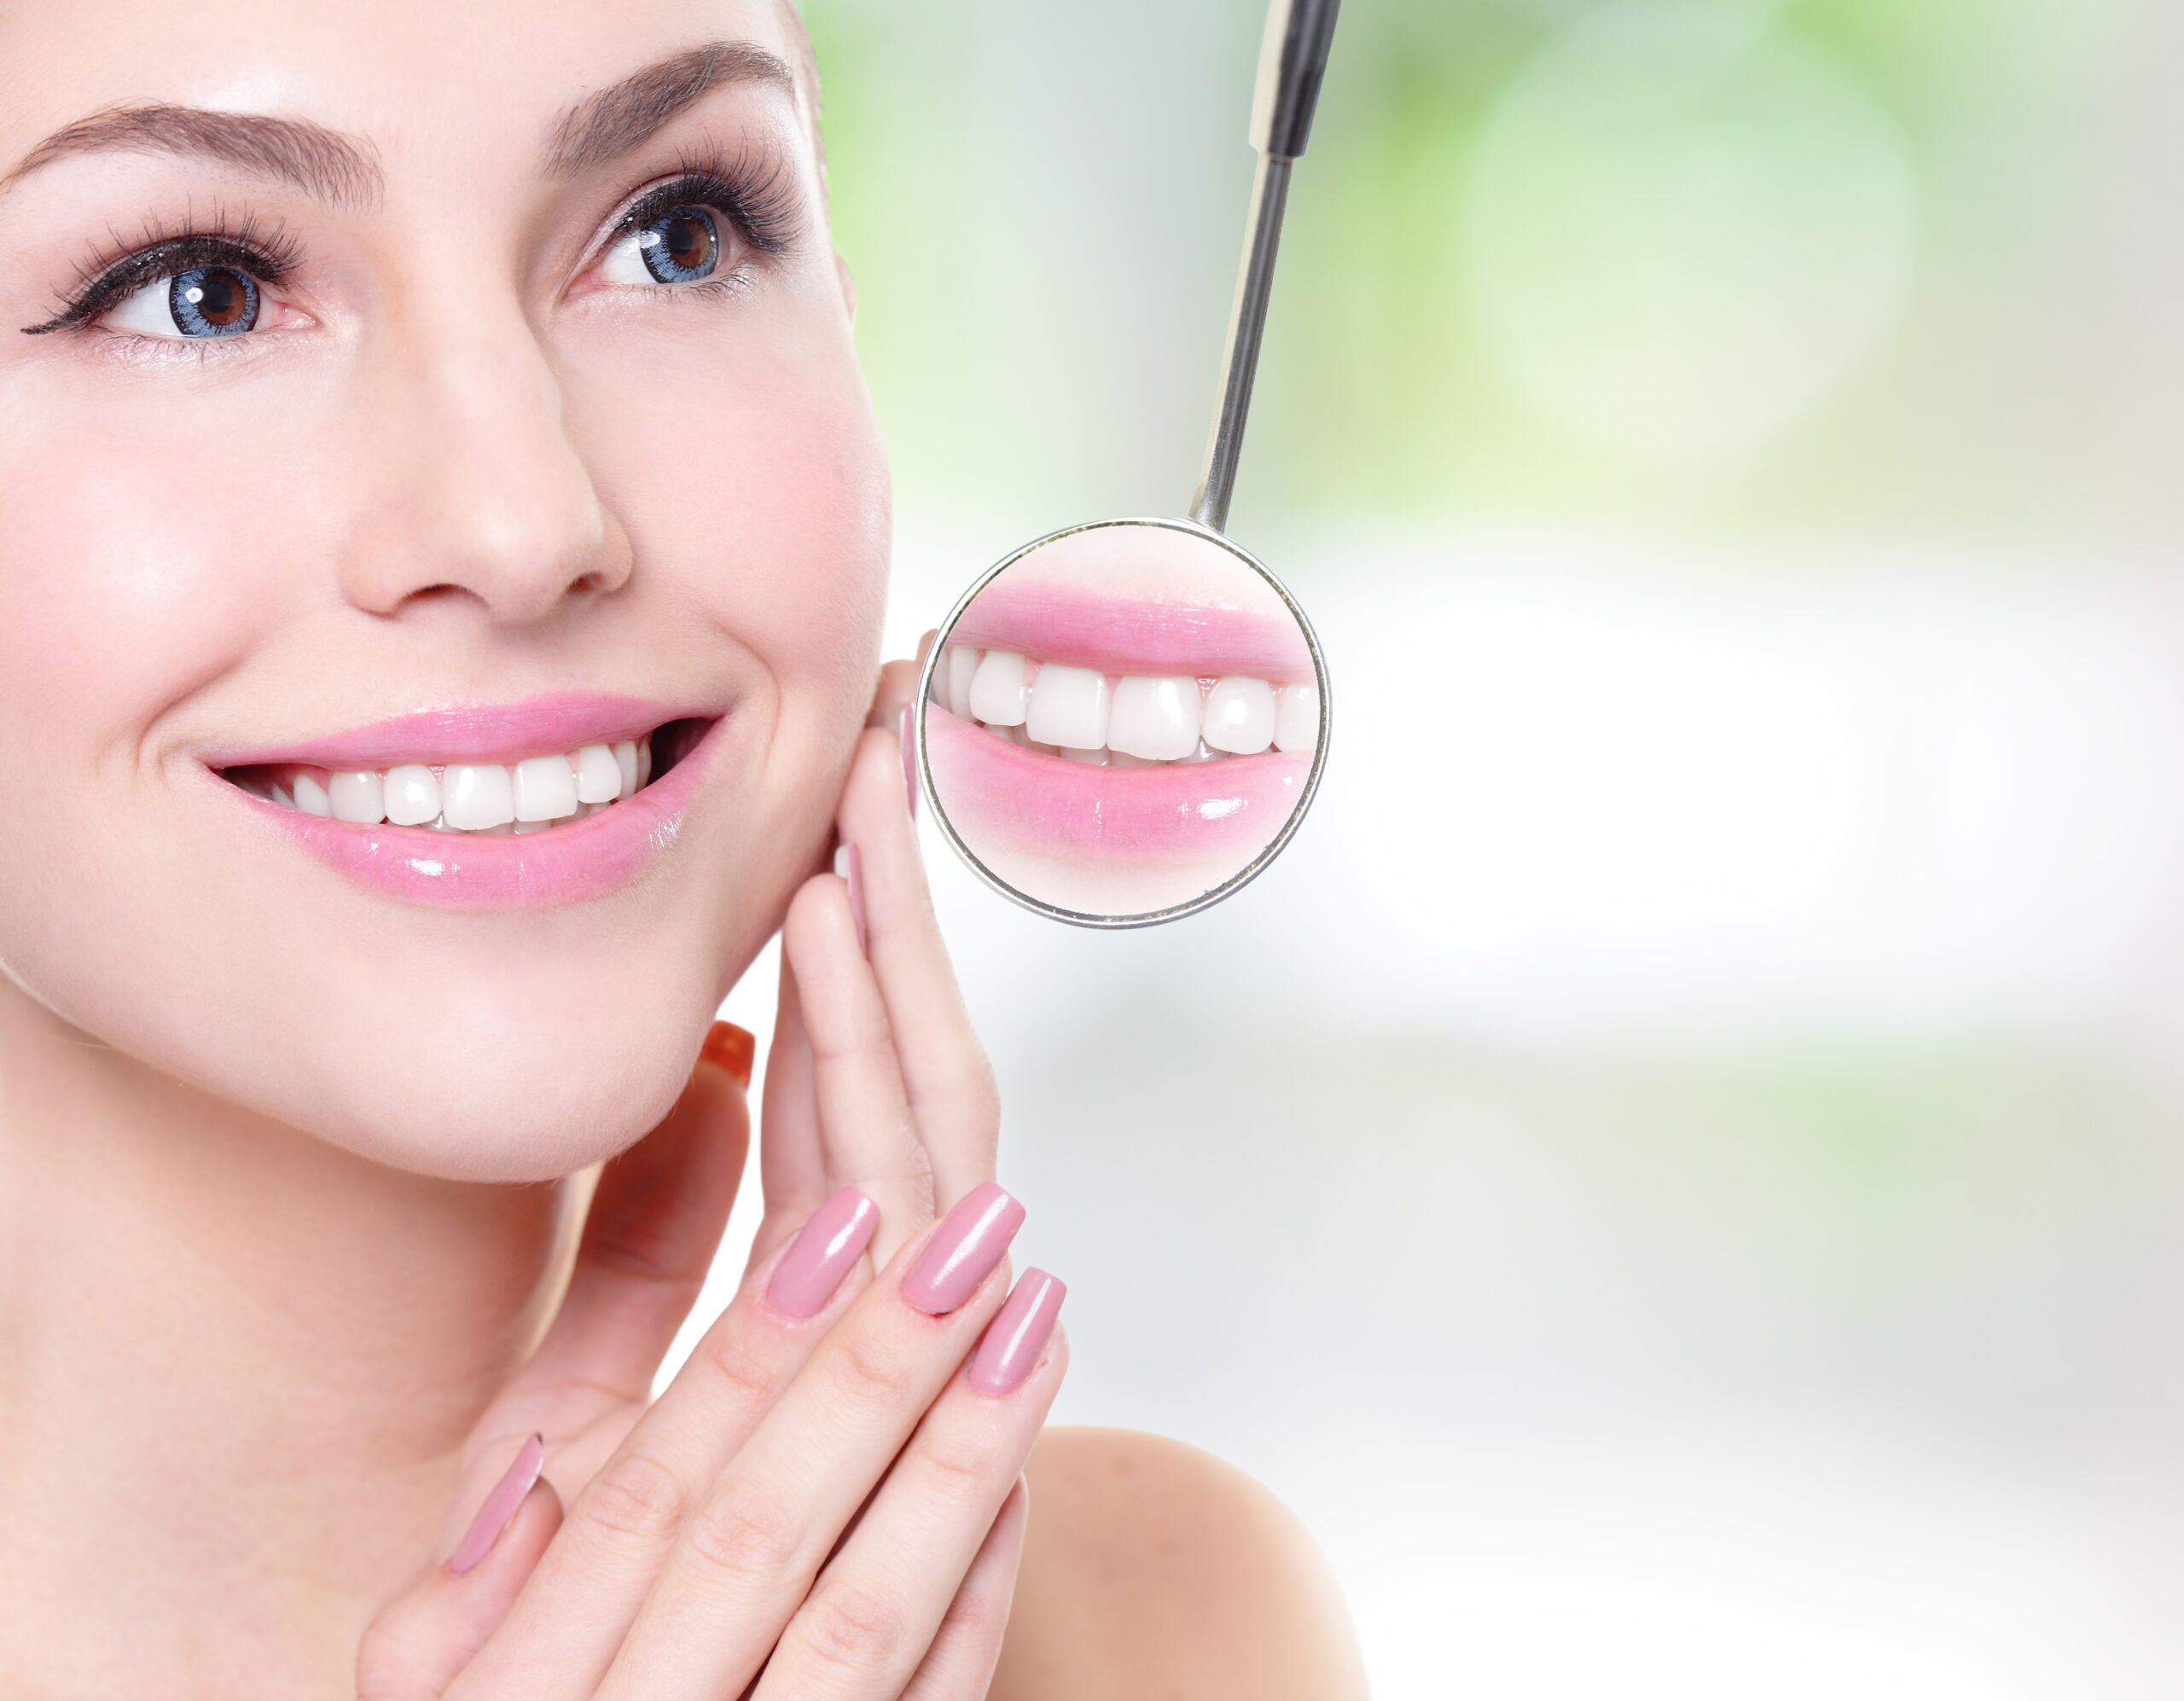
0, 0, 816, 183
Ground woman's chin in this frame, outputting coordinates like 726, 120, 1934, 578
296, 1029, 706, 1184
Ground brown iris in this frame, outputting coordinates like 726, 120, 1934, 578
639, 207, 720, 283
168, 266, 259, 336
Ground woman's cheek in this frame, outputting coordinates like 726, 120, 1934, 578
0, 382, 289, 777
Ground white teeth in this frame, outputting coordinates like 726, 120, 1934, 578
441, 764, 515, 831
513, 755, 580, 822
328, 769, 386, 824
1025, 663, 1111, 750
292, 771, 334, 817
1108, 676, 1202, 761
1202, 676, 1277, 756
968, 650, 1031, 726
573, 744, 622, 804
253, 730, 667, 835
1273, 682, 1318, 753
936, 641, 1315, 768
946, 645, 980, 720
383, 765, 441, 827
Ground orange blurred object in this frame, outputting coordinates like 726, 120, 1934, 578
697, 1019, 755, 1089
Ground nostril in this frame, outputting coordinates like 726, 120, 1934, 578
566, 572, 607, 596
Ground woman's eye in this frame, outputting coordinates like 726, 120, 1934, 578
104, 266, 262, 339
600, 206, 723, 287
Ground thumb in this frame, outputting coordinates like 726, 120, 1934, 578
357, 1440, 563, 1700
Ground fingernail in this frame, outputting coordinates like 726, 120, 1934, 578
898, 705, 919, 821
449, 1434, 544, 1575
834, 841, 868, 953
903, 1181, 1025, 1315
767, 1187, 880, 1318
969, 1269, 1066, 1396
698, 1020, 754, 1089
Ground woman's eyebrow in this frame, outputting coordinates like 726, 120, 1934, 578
0, 106, 380, 206
545, 40, 803, 178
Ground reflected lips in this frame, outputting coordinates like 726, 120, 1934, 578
926, 706, 1307, 862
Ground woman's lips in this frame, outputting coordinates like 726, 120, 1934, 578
212, 696, 723, 910
925, 705, 1308, 866
209, 691, 676, 770
948, 580, 1313, 681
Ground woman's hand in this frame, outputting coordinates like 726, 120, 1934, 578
358, 646, 1066, 1698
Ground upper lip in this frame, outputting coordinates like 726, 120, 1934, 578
948, 582, 1315, 681
205, 691, 706, 771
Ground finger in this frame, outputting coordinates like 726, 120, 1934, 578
443, 1035, 752, 1536
867, 648, 930, 729
753, 952, 828, 1266
837, 723, 1000, 1207
781, 868, 936, 1257
898, 1477, 1031, 1701
591, 1192, 1026, 1701
446, 1187, 890, 1701
360, 1475, 563, 1701
753, 1280, 1065, 1701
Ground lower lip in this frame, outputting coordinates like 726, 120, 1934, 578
924, 704, 1308, 864
227, 724, 717, 910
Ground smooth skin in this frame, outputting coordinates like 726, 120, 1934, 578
0, 0, 1368, 1694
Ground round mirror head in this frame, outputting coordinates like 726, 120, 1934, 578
915, 518, 1330, 926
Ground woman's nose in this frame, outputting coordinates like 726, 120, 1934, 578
336, 307, 633, 625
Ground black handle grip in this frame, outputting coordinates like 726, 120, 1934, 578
1249, 0, 1342, 160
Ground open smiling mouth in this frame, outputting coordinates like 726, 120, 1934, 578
220, 718, 714, 835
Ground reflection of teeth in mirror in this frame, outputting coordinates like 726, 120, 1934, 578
1024, 663, 1111, 750
1200, 676, 1276, 756
934, 644, 1316, 765
1273, 682, 1318, 753
968, 650, 1031, 726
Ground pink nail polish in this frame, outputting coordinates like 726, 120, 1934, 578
767, 1187, 880, 1318
842, 841, 868, 953
903, 1181, 1025, 1315
449, 1434, 544, 1575
898, 705, 919, 821
969, 1269, 1066, 1396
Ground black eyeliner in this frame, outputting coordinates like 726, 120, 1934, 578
22, 221, 299, 336
613, 145, 801, 259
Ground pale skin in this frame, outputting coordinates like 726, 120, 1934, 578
0, 0, 1367, 1696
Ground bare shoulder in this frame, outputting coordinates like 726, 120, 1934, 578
990, 1425, 1368, 1701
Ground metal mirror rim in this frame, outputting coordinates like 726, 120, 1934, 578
912, 515, 1333, 929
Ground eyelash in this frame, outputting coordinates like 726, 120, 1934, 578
23, 212, 300, 336
19, 143, 801, 338
607, 145, 800, 270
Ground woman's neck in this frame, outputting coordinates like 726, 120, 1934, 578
0, 984, 579, 1698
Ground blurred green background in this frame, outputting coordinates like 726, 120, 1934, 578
688, 3, 2184, 1692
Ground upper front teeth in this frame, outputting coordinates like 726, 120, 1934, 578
253, 739, 648, 833
933, 643, 1315, 764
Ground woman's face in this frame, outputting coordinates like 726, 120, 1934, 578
0, 0, 886, 1180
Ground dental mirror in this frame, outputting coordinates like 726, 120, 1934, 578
914, 0, 1340, 927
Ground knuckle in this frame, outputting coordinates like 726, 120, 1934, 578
578, 1448, 691, 1551
915, 1433, 1002, 1507
683, 1476, 800, 1582
938, 1578, 1011, 1650
696, 1324, 785, 1409
825, 1327, 918, 1415
799, 1571, 915, 1675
